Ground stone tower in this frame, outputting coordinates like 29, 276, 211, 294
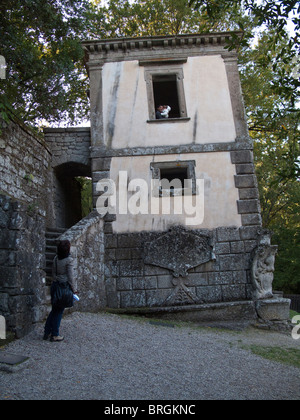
82, 33, 290, 322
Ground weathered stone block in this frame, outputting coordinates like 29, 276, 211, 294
104, 261, 119, 277
230, 150, 253, 164
157, 275, 173, 289
106, 291, 119, 308
0, 207, 9, 228
92, 157, 111, 172
239, 226, 259, 240
217, 227, 240, 242
146, 289, 172, 307
0, 250, 16, 266
186, 273, 208, 287
238, 188, 259, 200
222, 284, 247, 301
237, 199, 260, 214
213, 271, 233, 285
120, 290, 146, 308
105, 234, 117, 249
0, 267, 21, 288
230, 241, 245, 253
215, 242, 230, 255
241, 213, 262, 226
196, 285, 222, 303
0, 229, 17, 250
232, 270, 247, 284
219, 254, 246, 271
0, 293, 9, 312
116, 277, 132, 291
235, 163, 255, 174
234, 175, 257, 189
119, 260, 144, 277
92, 171, 110, 182
145, 264, 169, 276
255, 298, 291, 321
116, 248, 131, 260
118, 234, 142, 249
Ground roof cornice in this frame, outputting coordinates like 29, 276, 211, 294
82, 32, 243, 65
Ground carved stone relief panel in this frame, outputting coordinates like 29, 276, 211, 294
143, 226, 215, 278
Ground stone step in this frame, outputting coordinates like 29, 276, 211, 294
0, 353, 30, 373
46, 244, 57, 252
44, 227, 67, 278
46, 227, 67, 234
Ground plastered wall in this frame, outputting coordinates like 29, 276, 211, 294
109, 152, 241, 233
102, 56, 236, 149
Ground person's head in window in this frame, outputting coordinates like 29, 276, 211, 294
156, 105, 171, 119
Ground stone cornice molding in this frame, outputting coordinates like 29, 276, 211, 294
83, 32, 243, 65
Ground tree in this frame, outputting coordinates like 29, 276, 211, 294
88, 0, 248, 39
0, 0, 91, 126
241, 31, 300, 293
190, 1, 300, 98
189, 0, 300, 51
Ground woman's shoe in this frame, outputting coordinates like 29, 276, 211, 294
51, 335, 64, 342
43, 334, 50, 341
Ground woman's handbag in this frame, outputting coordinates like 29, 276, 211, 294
51, 281, 74, 309
51, 257, 74, 309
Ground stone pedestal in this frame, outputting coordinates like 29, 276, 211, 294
255, 298, 291, 321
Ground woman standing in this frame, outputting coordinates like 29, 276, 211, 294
43, 240, 78, 342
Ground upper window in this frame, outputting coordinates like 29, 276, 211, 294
152, 74, 181, 119
142, 61, 188, 122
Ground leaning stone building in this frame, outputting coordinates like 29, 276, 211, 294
0, 32, 290, 337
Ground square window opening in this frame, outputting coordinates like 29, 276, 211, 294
151, 161, 196, 197
153, 74, 180, 119
144, 65, 188, 121
160, 167, 189, 195
160, 167, 188, 185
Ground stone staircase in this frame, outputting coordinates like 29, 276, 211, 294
45, 227, 67, 286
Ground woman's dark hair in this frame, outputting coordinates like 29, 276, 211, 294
57, 240, 71, 260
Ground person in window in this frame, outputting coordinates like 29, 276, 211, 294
156, 105, 171, 119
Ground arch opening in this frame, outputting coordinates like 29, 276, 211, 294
53, 162, 92, 229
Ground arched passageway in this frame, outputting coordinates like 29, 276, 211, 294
53, 161, 92, 229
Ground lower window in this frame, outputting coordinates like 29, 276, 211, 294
150, 161, 196, 197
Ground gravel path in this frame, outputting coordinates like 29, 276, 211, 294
0, 312, 299, 400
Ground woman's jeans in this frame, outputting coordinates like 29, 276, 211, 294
44, 306, 64, 337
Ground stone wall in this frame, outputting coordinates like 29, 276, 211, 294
104, 226, 259, 309
0, 116, 51, 337
0, 194, 47, 338
43, 127, 91, 229
0, 117, 51, 211
44, 127, 91, 170
59, 211, 106, 312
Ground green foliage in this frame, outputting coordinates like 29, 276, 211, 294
240, 30, 300, 293
76, 177, 93, 218
88, 0, 248, 38
190, 0, 300, 53
0, 0, 91, 126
